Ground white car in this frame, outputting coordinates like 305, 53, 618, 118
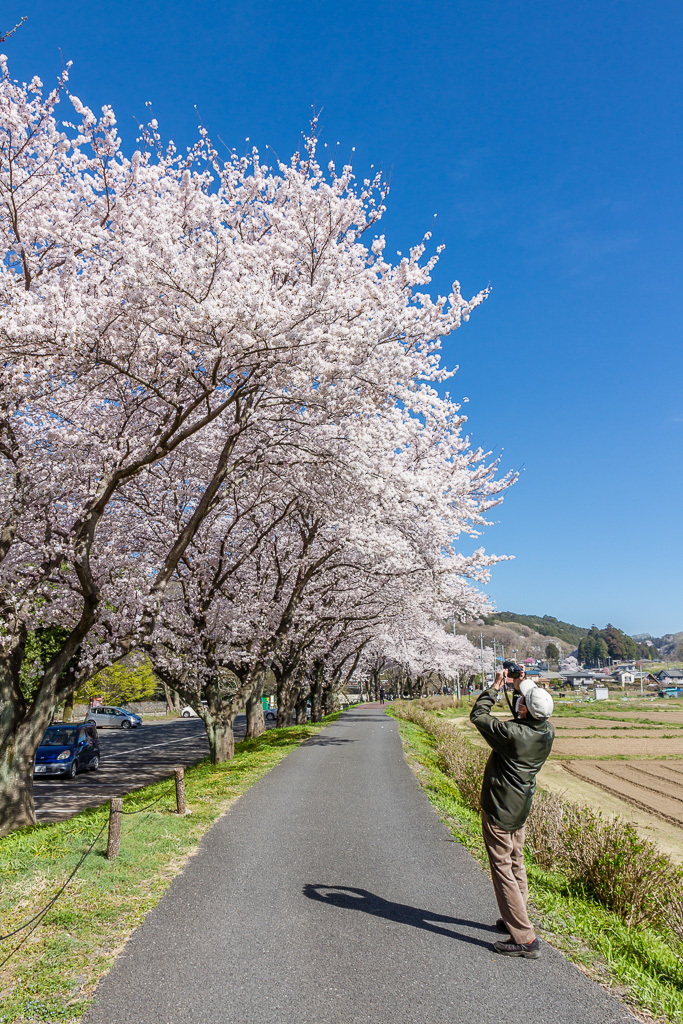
180, 702, 207, 718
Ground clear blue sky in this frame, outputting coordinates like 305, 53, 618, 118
6, 0, 682, 636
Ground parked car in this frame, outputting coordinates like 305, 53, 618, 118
85, 705, 142, 729
180, 701, 208, 718
33, 722, 100, 779
264, 707, 277, 722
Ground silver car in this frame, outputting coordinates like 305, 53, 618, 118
85, 705, 142, 729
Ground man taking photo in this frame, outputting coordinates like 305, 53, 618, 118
470, 663, 555, 959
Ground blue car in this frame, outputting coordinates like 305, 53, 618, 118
33, 722, 101, 779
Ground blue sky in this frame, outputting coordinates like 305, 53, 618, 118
6, 0, 682, 636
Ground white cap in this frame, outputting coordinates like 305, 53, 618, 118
519, 680, 554, 720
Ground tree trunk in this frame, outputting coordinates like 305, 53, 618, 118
295, 691, 309, 725
370, 669, 381, 702
62, 691, 75, 722
162, 682, 175, 715
0, 710, 51, 835
275, 671, 298, 727
162, 682, 180, 715
204, 714, 236, 763
321, 684, 335, 716
245, 675, 265, 739
309, 661, 324, 722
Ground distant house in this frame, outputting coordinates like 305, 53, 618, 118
612, 668, 634, 686
561, 670, 601, 688
656, 669, 683, 685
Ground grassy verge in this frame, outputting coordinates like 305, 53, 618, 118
0, 716, 340, 1024
391, 712, 683, 1024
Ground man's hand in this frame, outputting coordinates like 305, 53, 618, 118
493, 670, 506, 692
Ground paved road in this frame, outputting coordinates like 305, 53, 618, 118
34, 715, 272, 823
86, 706, 635, 1024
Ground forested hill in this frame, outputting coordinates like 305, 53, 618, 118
482, 613, 589, 647
482, 613, 661, 661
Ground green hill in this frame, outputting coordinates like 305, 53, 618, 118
482, 612, 589, 647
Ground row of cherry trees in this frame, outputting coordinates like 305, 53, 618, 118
0, 57, 509, 833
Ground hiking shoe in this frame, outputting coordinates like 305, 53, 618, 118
493, 938, 540, 959
495, 918, 510, 933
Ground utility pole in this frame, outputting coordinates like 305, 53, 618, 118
480, 632, 485, 687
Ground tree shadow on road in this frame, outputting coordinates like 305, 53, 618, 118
339, 714, 383, 722
303, 885, 495, 948
302, 736, 355, 746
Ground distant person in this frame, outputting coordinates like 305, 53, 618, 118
379, 685, 385, 705
470, 664, 555, 959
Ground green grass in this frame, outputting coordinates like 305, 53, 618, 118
391, 711, 683, 1024
0, 717, 341, 1024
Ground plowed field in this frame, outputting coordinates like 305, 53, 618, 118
552, 735, 683, 756
562, 759, 683, 827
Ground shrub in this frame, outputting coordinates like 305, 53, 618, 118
391, 700, 433, 731
419, 695, 468, 712
433, 721, 488, 813
561, 803, 683, 929
524, 788, 567, 870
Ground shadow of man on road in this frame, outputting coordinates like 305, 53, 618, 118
303, 884, 494, 949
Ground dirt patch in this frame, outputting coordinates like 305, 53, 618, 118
553, 730, 668, 741
562, 760, 683, 828
552, 718, 667, 730
551, 735, 683, 756
608, 761, 683, 800
567, 709, 683, 724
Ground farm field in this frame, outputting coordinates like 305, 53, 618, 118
551, 735, 683, 755
561, 759, 683, 825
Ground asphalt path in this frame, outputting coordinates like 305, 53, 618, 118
85, 706, 635, 1024
34, 715, 270, 823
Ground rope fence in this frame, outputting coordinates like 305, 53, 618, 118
0, 819, 108, 969
0, 765, 189, 967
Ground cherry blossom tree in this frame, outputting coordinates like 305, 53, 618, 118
0, 54, 504, 832
136, 373, 506, 754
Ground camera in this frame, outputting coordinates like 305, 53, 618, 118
503, 660, 523, 680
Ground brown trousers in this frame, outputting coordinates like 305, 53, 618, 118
481, 808, 535, 944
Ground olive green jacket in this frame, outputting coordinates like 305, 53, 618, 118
470, 688, 555, 832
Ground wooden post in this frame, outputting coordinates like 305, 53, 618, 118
107, 797, 123, 860
174, 766, 186, 815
